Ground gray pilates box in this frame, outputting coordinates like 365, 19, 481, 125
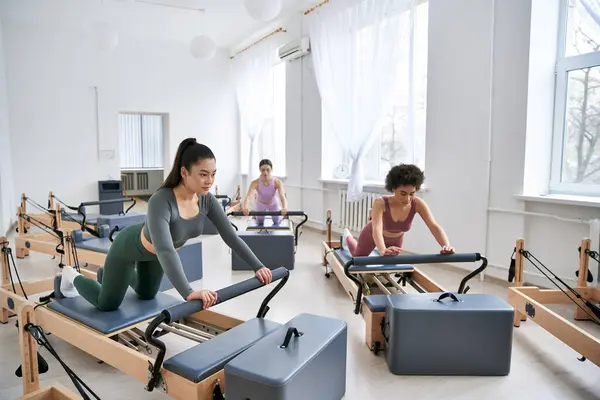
384, 292, 514, 376
224, 313, 348, 400
231, 230, 295, 271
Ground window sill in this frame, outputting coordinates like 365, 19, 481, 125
515, 193, 600, 208
241, 173, 288, 180
319, 178, 429, 192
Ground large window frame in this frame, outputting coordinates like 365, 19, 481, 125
550, 0, 600, 196
118, 113, 165, 170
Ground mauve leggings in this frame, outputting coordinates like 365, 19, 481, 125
255, 201, 282, 224
346, 222, 403, 256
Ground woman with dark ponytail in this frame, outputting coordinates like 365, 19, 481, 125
59, 138, 273, 311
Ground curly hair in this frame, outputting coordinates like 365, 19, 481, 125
385, 164, 425, 192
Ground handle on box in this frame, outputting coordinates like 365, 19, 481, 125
280, 327, 303, 349
435, 292, 459, 302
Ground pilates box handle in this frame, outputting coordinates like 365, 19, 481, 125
435, 292, 460, 302
280, 327, 303, 349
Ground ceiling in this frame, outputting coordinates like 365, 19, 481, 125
0, 0, 320, 50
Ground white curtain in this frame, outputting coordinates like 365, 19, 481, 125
306, 0, 412, 201
232, 37, 282, 182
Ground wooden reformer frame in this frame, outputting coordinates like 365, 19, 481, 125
507, 237, 600, 367
15, 203, 105, 270
17, 384, 81, 400
1, 238, 288, 399
19, 191, 96, 233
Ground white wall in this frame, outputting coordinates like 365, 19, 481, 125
1, 12, 239, 210
257, 0, 600, 287
0, 17, 16, 235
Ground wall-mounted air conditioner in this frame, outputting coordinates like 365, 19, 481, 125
277, 37, 310, 61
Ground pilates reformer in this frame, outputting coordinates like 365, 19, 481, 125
0, 237, 293, 399
14, 201, 203, 294
322, 209, 488, 312
321, 210, 489, 354
507, 237, 600, 367
16, 198, 145, 266
227, 211, 308, 271
19, 191, 141, 234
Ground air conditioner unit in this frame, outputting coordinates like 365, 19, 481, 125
277, 37, 310, 61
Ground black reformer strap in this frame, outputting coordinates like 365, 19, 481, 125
23, 324, 101, 400
144, 267, 290, 392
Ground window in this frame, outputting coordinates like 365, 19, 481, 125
321, 0, 428, 183
240, 61, 287, 177
118, 113, 164, 169
551, 0, 600, 195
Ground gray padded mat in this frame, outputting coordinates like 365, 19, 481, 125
46, 290, 183, 335
364, 294, 388, 312
247, 218, 290, 230
61, 212, 99, 225
75, 237, 112, 253
163, 318, 281, 383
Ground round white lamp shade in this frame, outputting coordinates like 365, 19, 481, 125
93, 22, 119, 51
244, 0, 282, 22
190, 35, 217, 60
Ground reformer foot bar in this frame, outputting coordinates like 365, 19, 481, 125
1, 241, 292, 399
321, 209, 488, 314
507, 237, 600, 367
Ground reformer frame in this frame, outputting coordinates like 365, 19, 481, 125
229, 210, 309, 247
321, 210, 487, 310
507, 237, 600, 367
16, 195, 141, 267
15, 204, 104, 268
0, 238, 291, 399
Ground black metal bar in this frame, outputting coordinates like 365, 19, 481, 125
229, 211, 306, 217
351, 252, 482, 266
457, 257, 488, 294
343, 260, 364, 315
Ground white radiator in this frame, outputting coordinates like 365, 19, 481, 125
338, 190, 380, 232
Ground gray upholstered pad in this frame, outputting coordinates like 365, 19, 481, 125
334, 249, 414, 273
364, 294, 388, 312
46, 290, 183, 335
247, 218, 290, 230
96, 213, 145, 229
75, 237, 112, 253
61, 212, 99, 225
163, 318, 282, 383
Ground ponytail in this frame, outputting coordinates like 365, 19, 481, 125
162, 138, 216, 188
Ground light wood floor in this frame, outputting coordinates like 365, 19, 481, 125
1, 218, 600, 399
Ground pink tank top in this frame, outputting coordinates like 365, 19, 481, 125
256, 178, 277, 204
382, 196, 417, 233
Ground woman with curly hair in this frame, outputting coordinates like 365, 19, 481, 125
341, 164, 455, 256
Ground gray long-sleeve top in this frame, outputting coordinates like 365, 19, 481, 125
142, 188, 264, 299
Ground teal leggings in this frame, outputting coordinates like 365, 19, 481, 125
73, 222, 164, 311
